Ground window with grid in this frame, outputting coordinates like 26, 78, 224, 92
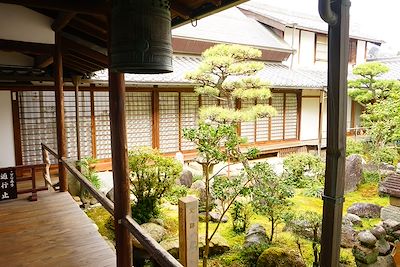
18, 91, 57, 165
159, 92, 179, 153
126, 92, 152, 150
284, 93, 298, 139
271, 93, 284, 140
256, 99, 270, 142
200, 95, 218, 107
240, 99, 256, 143
181, 92, 199, 151
315, 34, 328, 62
94, 91, 111, 159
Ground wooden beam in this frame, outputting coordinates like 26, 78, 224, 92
209, 0, 222, 6
171, 2, 191, 19
62, 38, 108, 66
68, 19, 108, 42
65, 53, 105, 70
0, 0, 108, 15
52, 12, 76, 32
0, 39, 53, 55
35, 55, 53, 68
54, 31, 67, 192
63, 60, 91, 74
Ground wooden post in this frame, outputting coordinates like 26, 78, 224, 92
320, 0, 350, 265
54, 31, 68, 192
30, 166, 38, 201
179, 196, 199, 267
42, 146, 52, 188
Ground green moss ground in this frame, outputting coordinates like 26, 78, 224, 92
86, 182, 388, 266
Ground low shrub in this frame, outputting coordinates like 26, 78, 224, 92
362, 170, 381, 184
230, 199, 253, 233
370, 146, 399, 165
77, 157, 101, 189
283, 153, 325, 188
129, 147, 182, 224
164, 185, 188, 205
240, 243, 270, 267
346, 139, 365, 157
303, 182, 324, 198
256, 247, 305, 267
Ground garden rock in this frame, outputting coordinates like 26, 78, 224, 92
371, 226, 387, 239
179, 170, 193, 188
160, 238, 179, 259
209, 211, 228, 223
358, 231, 377, 248
345, 154, 363, 193
376, 238, 391, 256
191, 180, 215, 212
244, 224, 268, 248
382, 219, 400, 232
364, 255, 395, 267
347, 203, 382, 218
353, 244, 379, 264
199, 234, 230, 256
285, 219, 321, 241
190, 180, 205, 190
343, 213, 363, 227
132, 223, 166, 249
256, 247, 305, 267
397, 163, 400, 174
106, 188, 114, 202
149, 218, 165, 227
341, 224, 357, 248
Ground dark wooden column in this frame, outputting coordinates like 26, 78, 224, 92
54, 32, 68, 192
109, 72, 132, 267
320, 0, 350, 265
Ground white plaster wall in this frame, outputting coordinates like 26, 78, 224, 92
347, 96, 352, 130
0, 51, 34, 66
283, 28, 300, 67
0, 91, 15, 167
298, 30, 315, 67
322, 96, 327, 139
300, 97, 320, 140
0, 4, 54, 44
356, 40, 366, 64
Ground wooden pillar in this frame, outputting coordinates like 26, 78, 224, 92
320, 0, 350, 265
109, 72, 132, 267
54, 31, 67, 192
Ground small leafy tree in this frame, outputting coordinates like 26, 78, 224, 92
77, 157, 101, 202
283, 153, 325, 188
251, 162, 294, 242
229, 198, 253, 233
128, 147, 182, 224
285, 211, 322, 267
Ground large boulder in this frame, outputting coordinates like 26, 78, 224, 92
341, 224, 357, 248
345, 155, 363, 193
343, 213, 363, 227
370, 225, 387, 240
347, 203, 382, 218
358, 231, 377, 248
199, 234, 230, 256
353, 243, 379, 265
209, 211, 228, 223
179, 170, 193, 188
244, 224, 268, 248
256, 247, 305, 267
132, 223, 166, 249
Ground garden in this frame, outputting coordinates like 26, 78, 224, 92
79, 45, 400, 266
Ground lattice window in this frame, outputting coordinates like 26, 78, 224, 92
240, 99, 256, 143
126, 92, 152, 150
200, 95, 218, 107
94, 91, 111, 159
181, 92, 199, 151
159, 92, 179, 153
64, 91, 78, 158
284, 93, 298, 139
271, 93, 284, 140
256, 99, 270, 142
19, 91, 57, 165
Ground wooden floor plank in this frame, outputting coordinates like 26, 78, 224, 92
0, 191, 116, 267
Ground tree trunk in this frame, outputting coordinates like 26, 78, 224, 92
203, 163, 210, 267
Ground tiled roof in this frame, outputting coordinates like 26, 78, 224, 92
172, 7, 292, 52
368, 57, 400, 80
91, 55, 324, 89
239, 1, 383, 44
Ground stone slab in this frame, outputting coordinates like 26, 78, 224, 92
381, 205, 400, 222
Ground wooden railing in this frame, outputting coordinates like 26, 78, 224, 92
41, 143, 183, 267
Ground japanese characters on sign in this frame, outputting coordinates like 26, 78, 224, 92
0, 168, 17, 201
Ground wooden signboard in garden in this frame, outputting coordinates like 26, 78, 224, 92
0, 168, 17, 201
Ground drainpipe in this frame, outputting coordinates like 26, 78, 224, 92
290, 23, 297, 70
319, 0, 350, 266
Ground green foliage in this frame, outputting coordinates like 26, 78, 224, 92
346, 139, 366, 157
128, 147, 182, 224
370, 146, 399, 165
230, 199, 253, 233
283, 153, 325, 188
303, 182, 324, 198
77, 157, 101, 189
185, 44, 275, 123
239, 243, 270, 267
85, 207, 115, 241
164, 184, 188, 205
256, 247, 305, 267
251, 162, 294, 241
362, 170, 381, 184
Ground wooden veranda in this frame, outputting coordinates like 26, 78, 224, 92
0, 191, 116, 267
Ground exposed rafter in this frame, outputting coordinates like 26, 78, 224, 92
171, 2, 191, 19
62, 38, 108, 66
0, 39, 54, 55
51, 12, 76, 32
68, 19, 108, 42
35, 55, 53, 68
0, 0, 108, 15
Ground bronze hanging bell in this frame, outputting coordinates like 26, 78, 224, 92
111, 0, 173, 74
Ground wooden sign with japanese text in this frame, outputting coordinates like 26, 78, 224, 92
0, 168, 17, 201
